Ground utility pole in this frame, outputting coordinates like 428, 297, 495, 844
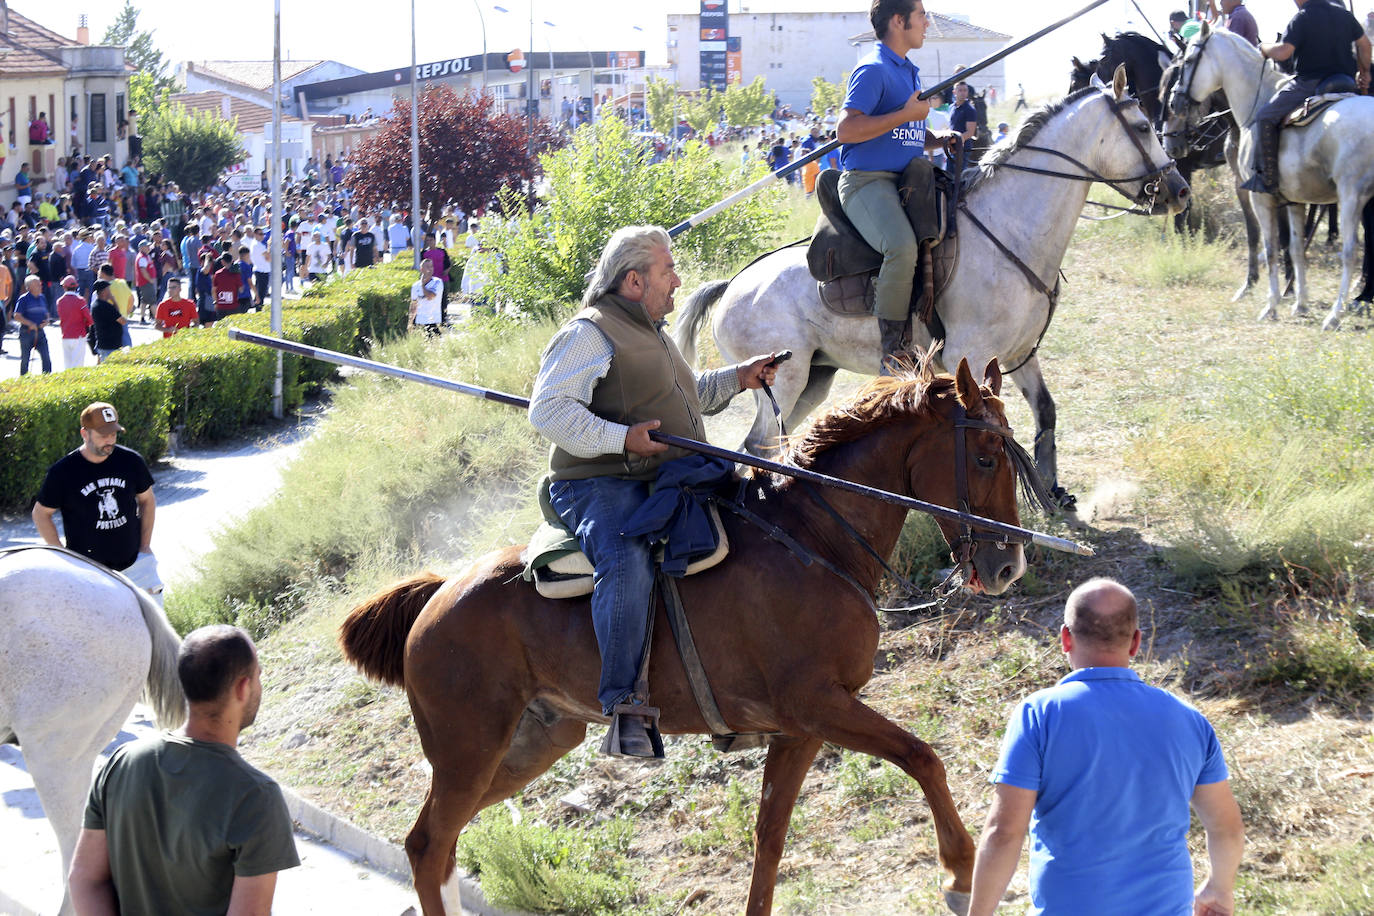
411, 0, 422, 269
270, 0, 283, 419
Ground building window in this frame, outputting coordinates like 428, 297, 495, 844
90, 93, 106, 143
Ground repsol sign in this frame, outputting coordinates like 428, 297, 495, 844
414, 57, 477, 80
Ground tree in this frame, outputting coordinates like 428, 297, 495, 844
480, 116, 785, 318
645, 76, 679, 136
680, 88, 718, 138
140, 104, 244, 192
102, 1, 179, 102
721, 77, 775, 130
810, 73, 850, 116
345, 84, 562, 217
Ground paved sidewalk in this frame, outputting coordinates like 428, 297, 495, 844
0, 706, 418, 916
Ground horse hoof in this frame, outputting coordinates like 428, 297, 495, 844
943, 890, 971, 916
1291, 305, 1309, 318
1049, 485, 1078, 514
1322, 315, 1342, 331
1230, 284, 1252, 303
1256, 307, 1277, 322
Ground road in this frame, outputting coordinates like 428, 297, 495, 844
0, 407, 422, 916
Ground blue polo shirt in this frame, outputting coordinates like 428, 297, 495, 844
992, 667, 1228, 916
839, 41, 926, 172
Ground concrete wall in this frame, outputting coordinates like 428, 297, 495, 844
667, 11, 1008, 112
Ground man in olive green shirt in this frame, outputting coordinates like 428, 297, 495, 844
69, 626, 299, 915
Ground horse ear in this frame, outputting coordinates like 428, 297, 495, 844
955, 357, 984, 413
1112, 63, 1128, 100
1072, 55, 1084, 70
1199, 20, 1210, 38
1089, 72, 1107, 93
982, 358, 1003, 397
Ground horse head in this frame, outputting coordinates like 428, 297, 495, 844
1088, 64, 1190, 215
1164, 21, 1228, 157
1068, 55, 1098, 94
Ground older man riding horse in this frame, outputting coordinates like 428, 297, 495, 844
341, 353, 1046, 916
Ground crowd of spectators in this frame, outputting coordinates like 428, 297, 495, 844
1, 154, 500, 376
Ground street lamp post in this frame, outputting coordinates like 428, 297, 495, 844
411, 0, 422, 270
473, 0, 488, 91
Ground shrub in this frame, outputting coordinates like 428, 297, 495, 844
482, 116, 786, 319
106, 330, 302, 442
455, 804, 639, 916
224, 303, 362, 389
0, 365, 171, 508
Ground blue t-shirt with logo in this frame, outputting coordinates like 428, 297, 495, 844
993, 667, 1228, 916
839, 42, 926, 172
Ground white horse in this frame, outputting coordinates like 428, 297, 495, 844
676, 68, 1188, 508
0, 545, 185, 916
1166, 24, 1374, 329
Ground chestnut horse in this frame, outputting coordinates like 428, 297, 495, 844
340, 357, 1031, 916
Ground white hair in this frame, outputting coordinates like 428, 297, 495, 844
582, 225, 671, 308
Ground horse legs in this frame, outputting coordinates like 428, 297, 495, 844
1009, 355, 1071, 509
1286, 204, 1310, 317
1256, 197, 1283, 321
745, 736, 823, 916
784, 364, 839, 431
1228, 127, 1262, 302
742, 354, 812, 457
1322, 192, 1367, 331
789, 689, 974, 913
406, 698, 586, 916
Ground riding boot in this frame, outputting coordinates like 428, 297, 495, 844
878, 316, 912, 376
1240, 123, 1280, 194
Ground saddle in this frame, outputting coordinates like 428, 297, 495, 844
521, 503, 730, 599
807, 163, 959, 338
1283, 89, 1358, 130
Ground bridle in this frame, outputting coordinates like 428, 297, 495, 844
993, 92, 1177, 212
720, 395, 1055, 604
1167, 28, 1269, 140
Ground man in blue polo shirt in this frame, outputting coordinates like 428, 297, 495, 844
836, 0, 952, 372
967, 578, 1245, 916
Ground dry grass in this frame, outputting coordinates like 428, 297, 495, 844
234, 182, 1374, 913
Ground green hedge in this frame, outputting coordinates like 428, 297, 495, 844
0, 365, 172, 509
224, 302, 362, 389
106, 331, 303, 442
300, 261, 412, 345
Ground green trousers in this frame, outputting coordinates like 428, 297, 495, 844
837, 169, 919, 322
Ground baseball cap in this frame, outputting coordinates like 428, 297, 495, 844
92, 279, 111, 291
80, 402, 125, 435
61, 275, 77, 288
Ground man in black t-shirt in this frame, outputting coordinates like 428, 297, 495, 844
89, 279, 125, 362
1244, 0, 1371, 193
33, 402, 161, 594
349, 217, 377, 269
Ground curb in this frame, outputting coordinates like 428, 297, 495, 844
278, 785, 524, 916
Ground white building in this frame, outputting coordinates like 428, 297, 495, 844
175, 60, 364, 112
165, 91, 320, 181
665, 10, 1010, 112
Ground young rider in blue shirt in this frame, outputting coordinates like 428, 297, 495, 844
836, 0, 953, 372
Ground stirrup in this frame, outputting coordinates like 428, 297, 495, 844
600, 702, 665, 760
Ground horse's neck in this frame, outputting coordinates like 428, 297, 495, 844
966, 116, 1094, 277
1218, 40, 1283, 125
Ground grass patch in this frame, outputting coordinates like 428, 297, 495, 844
455, 803, 643, 915
165, 318, 553, 636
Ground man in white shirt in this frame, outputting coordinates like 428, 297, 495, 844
409, 259, 444, 337
305, 231, 332, 281
249, 228, 271, 308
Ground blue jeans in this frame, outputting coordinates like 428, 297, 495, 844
19, 326, 52, 374
77, 268, 95, 298
549, 476, 657, 715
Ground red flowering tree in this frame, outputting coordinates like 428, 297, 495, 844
345, 84, 562, 215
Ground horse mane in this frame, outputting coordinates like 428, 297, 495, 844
1106, 31, 1167, 57
782, 345, 960, 469
966, 86, 1099, 190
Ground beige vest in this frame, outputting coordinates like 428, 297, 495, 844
549, 293, 705, 481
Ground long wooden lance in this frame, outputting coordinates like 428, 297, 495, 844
226, 328, 1093, 557
666, 0, 1114, 239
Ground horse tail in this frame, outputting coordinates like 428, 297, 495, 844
338, 572, 446, 687
674, 279, 729, 365
136, 593, 187, 730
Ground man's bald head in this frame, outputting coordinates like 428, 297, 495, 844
1064, 578, 1138, 649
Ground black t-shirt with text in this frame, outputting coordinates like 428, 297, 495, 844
352, 231, 376, 267
1283, 0, 1363, 80
36, 444, 154, 571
